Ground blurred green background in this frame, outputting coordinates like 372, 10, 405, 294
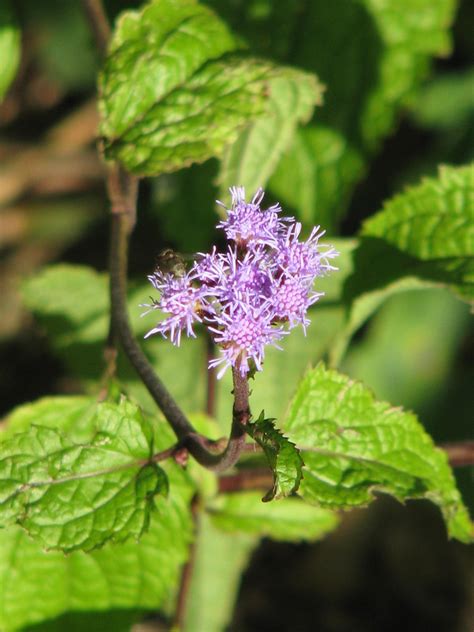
0, 1, 472, 630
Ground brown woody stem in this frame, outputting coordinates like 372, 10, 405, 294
83, 0, 253, 473
441, 441, 474, 468
81, 0, 111, 56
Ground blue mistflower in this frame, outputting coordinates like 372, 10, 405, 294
270, 275, 322, 332
143, 187, 338, 378
208, 302, 287, 379
217, 186, 288, 248
142, 270, 212, 346
277, 222, 337, 279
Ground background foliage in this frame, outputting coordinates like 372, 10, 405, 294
0, 0, 472, 630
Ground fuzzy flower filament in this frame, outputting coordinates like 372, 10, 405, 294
143, 270, 211, 346
143, 187, 338, 378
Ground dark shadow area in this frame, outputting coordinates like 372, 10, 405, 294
290, 0, 383, 147
233, 497, 473, 632
0, 331, 64, 417
24, 609, 143, 632
342, 236, 471, 304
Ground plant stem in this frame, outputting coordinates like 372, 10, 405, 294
441, 441, 474, 467
224, 366, 251, 461
205, 332, 217, 418
109, 210, 196, 440
219, 467, 273, 493
81, 0, 111, 56
217, 437, 474, 493
109, 208, 250, 470
174, 495, 200, 630
83, 0, 253, 473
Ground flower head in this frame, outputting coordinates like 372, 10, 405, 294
216, 186, 287, 248
218, 248, 272, 306
143, 270, 210, 346
270, 275, 322, 332
143, 187, 338, 378
276, 223, 325, 279
207, 302, 287, 379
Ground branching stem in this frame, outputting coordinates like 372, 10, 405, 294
205, 332, 217, 417
109, 209, 195, 440
81, 0, 111, 56
441, 441, 474, 468
81, 0, 252, 473
174, 495, 200, 629
109, 208, 250, 470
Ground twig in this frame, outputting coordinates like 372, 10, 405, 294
441, 441, 474, 468
224, 365, 251, 462
216, 442, 474, 494
107, 164, 251, 471
218, 467, 273, 493
104, 163, 139, 368
205, 332, 217, 418
85, 0, 254, 474
82, 0, 201, 449
81, 0, 111, 56
109, 209, 195, 439
174, 495, 200, 630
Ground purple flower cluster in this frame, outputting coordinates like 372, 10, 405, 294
143, 187, 338, 379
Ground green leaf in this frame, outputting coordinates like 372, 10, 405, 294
341, 288, 472, 414
183, 513, 257, 632
22, 264, 109, 344
0, 399, 168, 552
330, 165, 474, 365
283, 364, 473, 543
21, 264, 207, 414
0, 1, 20, 102
0, 513, 190, 632
270, 126, 365, 227
267, 0, 457, 228
409, 69, 474, 131
361, 165, 474, 296
208, 491, 339, 542
1, 395, 96, 441
246, 413, 303, 501
0, 397, 194, 631
218, 67, 324, 195
99, 0, 275, 175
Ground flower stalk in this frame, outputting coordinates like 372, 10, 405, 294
82, 0, 254, 473
108, 185, 249, 471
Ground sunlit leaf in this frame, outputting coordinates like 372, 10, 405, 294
331, 165, 474, 364
0, 399, 167, 552
266, 0, 457, 227
0, 0, 20, 102
218, 67, 323, 195
361, 165, 473, 290
208, 491, 339, 541
283, 364, 473, 543
99, 0, 275, 175
246, 413, 303, 501
0, 397, 194, 631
